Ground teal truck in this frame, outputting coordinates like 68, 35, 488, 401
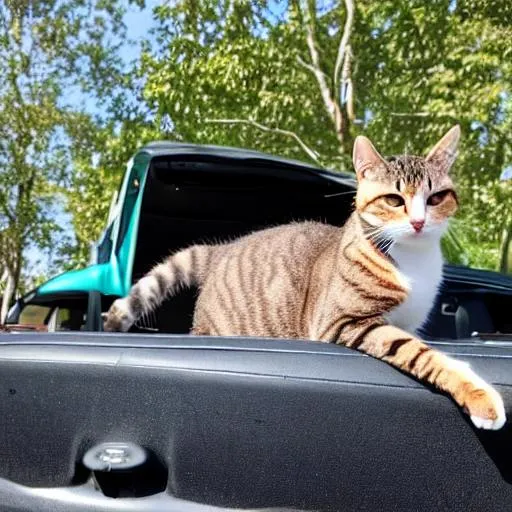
5, 141, 512, 339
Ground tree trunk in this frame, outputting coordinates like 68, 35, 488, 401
0, 244, 22, 324
499, 214, 512, 274
1, 269, 16, 324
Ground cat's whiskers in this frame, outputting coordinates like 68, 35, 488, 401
324, 190, 357, 198
377, 238, 395, 254
364, 226, 387, 244
366, 226, 394, 244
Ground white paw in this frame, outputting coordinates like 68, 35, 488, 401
104, 298, 134, 332
447, 358, 507, 430
470, 385, 507, 431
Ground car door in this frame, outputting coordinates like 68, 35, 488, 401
1, 334, 512, 511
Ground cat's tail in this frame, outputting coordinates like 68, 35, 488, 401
104, 244, 215, 332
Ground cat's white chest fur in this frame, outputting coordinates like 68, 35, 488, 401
385, 243, 443, 334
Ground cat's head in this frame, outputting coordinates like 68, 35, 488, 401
352, 125, 460, 247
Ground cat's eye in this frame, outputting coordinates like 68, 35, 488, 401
427, 190, 450, 206
383, 194, 405, 207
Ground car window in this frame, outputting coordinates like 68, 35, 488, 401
54, 307, 86, 331
18, 305, 51, 326
97, 223, 115, 264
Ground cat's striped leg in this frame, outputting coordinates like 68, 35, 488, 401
341, 322, 506, 430
104, 245, 214, 332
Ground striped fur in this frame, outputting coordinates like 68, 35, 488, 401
105, 126, 505, 430
105, 245, 214, 332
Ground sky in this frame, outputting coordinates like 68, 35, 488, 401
121, 1, 159, 66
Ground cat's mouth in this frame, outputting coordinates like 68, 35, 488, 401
396, 225, 446, 245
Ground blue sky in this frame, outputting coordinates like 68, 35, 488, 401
122, 1, 159, 64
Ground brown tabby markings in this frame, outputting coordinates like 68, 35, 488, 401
105, 126, 505, 429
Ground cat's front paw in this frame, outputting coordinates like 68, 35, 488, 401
447, 359, 506, 430
104, 298, 134, 332
466, 385, 506, 431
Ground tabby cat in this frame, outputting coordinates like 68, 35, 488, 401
105, 125, 506, 430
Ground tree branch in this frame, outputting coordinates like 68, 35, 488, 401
390, 112, 457, 118
298, 0, 353, 150
341, 44, 355, 120
296, 55, 323, 77
0, 196, 15, 224
204, 118, 321, 164
333, 0, 355, 100
301, 0, 336, 120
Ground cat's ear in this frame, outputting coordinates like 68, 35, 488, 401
425, 125, 461, 173
353, 136, 387, 180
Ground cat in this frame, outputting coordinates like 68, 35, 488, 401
105, 125, 506, 430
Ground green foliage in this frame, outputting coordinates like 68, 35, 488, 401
142, 1, 344, 165
2, 0, 511, 287
139, 0, 512, 270
0, 0, 142, 311
61, 114, 161, 268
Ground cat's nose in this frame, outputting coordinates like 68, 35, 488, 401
410, 220, 425, 233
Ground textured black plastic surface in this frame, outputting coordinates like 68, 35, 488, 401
1, 333, 512, 511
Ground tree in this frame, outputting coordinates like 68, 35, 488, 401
62, 113, 162, 269
139, 0, 511, 269
0, 0, 137, 320
141, 1, 348, 166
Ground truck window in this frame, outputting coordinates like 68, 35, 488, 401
19, 305, 51, 325
53, 307, 86, 331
